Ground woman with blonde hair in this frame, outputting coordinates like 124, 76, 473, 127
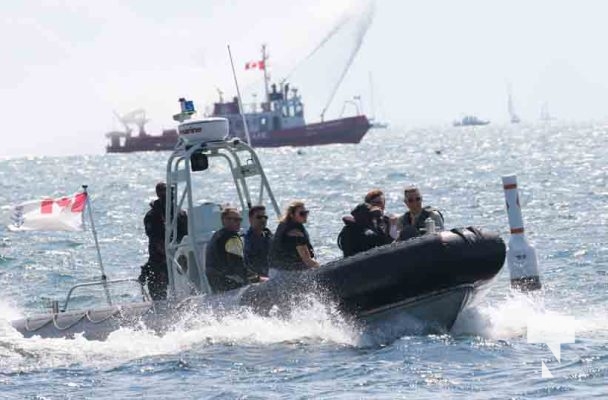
268, 200, 318, 278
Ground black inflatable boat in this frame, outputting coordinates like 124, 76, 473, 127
12, 228, 505, 340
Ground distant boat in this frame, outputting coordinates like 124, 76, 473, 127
370, 120, 389, 129
453, 115, 490, 127
507, 83, 521, 124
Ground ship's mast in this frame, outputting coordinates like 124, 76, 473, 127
369, 71, 375, 120
261, 44, 270, 102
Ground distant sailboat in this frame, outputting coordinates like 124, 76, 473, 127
368, 72, 389, 129
540, 102, 554, 121
507, 84, 520, 124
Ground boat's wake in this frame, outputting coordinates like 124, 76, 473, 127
452, 291, 608, 341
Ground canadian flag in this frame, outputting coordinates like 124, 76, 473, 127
245, 60, 265, 70
9, 192, 87, 232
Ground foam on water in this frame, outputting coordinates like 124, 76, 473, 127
453, 291, 608, 341
0, 297, 22, 320
0, 294, 358, 372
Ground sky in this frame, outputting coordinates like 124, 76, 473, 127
2, 0, 608, 157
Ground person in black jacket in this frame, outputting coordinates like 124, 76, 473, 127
268, 201, 318, 278
140, 182, 187, 300
243, 205, 272, 277
205, 207, 263, 293
338, 203, 393, 257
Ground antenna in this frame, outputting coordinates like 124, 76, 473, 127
227, 44, 252, 146
261, 44, 270, 103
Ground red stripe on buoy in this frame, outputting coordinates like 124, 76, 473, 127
511, 227, 524, 234
503, 183, 517, 190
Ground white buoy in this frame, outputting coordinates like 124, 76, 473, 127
502, 174, 542, 291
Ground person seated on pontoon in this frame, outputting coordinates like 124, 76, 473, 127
268, 201, 318, 278
338, 203, 394, 257
243, 205, 273, 277
140, 182, 187, 300
205, 207, 264, 292
397, 186, 444, 241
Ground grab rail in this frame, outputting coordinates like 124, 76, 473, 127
61, 278, 150, 312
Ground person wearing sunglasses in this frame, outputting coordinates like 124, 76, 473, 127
268, 200, 318, 278
206, 207, 263, 292
243, 205, 273, 277
338, 203, 393, 257
397, 186, 444, 241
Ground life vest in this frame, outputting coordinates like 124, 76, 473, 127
205, 228, 250, 292
399, 206, 443, 240
269, 220, 314, 271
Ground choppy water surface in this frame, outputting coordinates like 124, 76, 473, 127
0, 123, 606, 399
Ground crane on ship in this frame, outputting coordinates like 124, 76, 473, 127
115, 109, 150, 137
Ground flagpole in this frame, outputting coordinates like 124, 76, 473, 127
82, 185, 112, 306
227, 44, 252, 146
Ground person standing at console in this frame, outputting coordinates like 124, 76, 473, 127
140, 182, 187, 300
268, 201, 318, 278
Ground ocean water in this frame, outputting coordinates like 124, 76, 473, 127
0, 123, 606, 399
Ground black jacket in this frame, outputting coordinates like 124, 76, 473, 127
144, 199, 187, 267
243, 227, 273, 276
338, 218, 393, 257
269, 221, 314, 271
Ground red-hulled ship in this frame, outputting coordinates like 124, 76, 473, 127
106, 46, 370, 153
210, 88, 369, 148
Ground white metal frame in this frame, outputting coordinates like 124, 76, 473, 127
164, 136, 280, 300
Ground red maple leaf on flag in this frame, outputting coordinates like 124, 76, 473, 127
245, 60, 265, 70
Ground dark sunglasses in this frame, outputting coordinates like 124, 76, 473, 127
406, 197, 422, 203
369, 197, 384, 205
298, 210, 310, 217
255, 215, 268, 220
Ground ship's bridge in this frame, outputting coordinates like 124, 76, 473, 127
211, 82, 305, 139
